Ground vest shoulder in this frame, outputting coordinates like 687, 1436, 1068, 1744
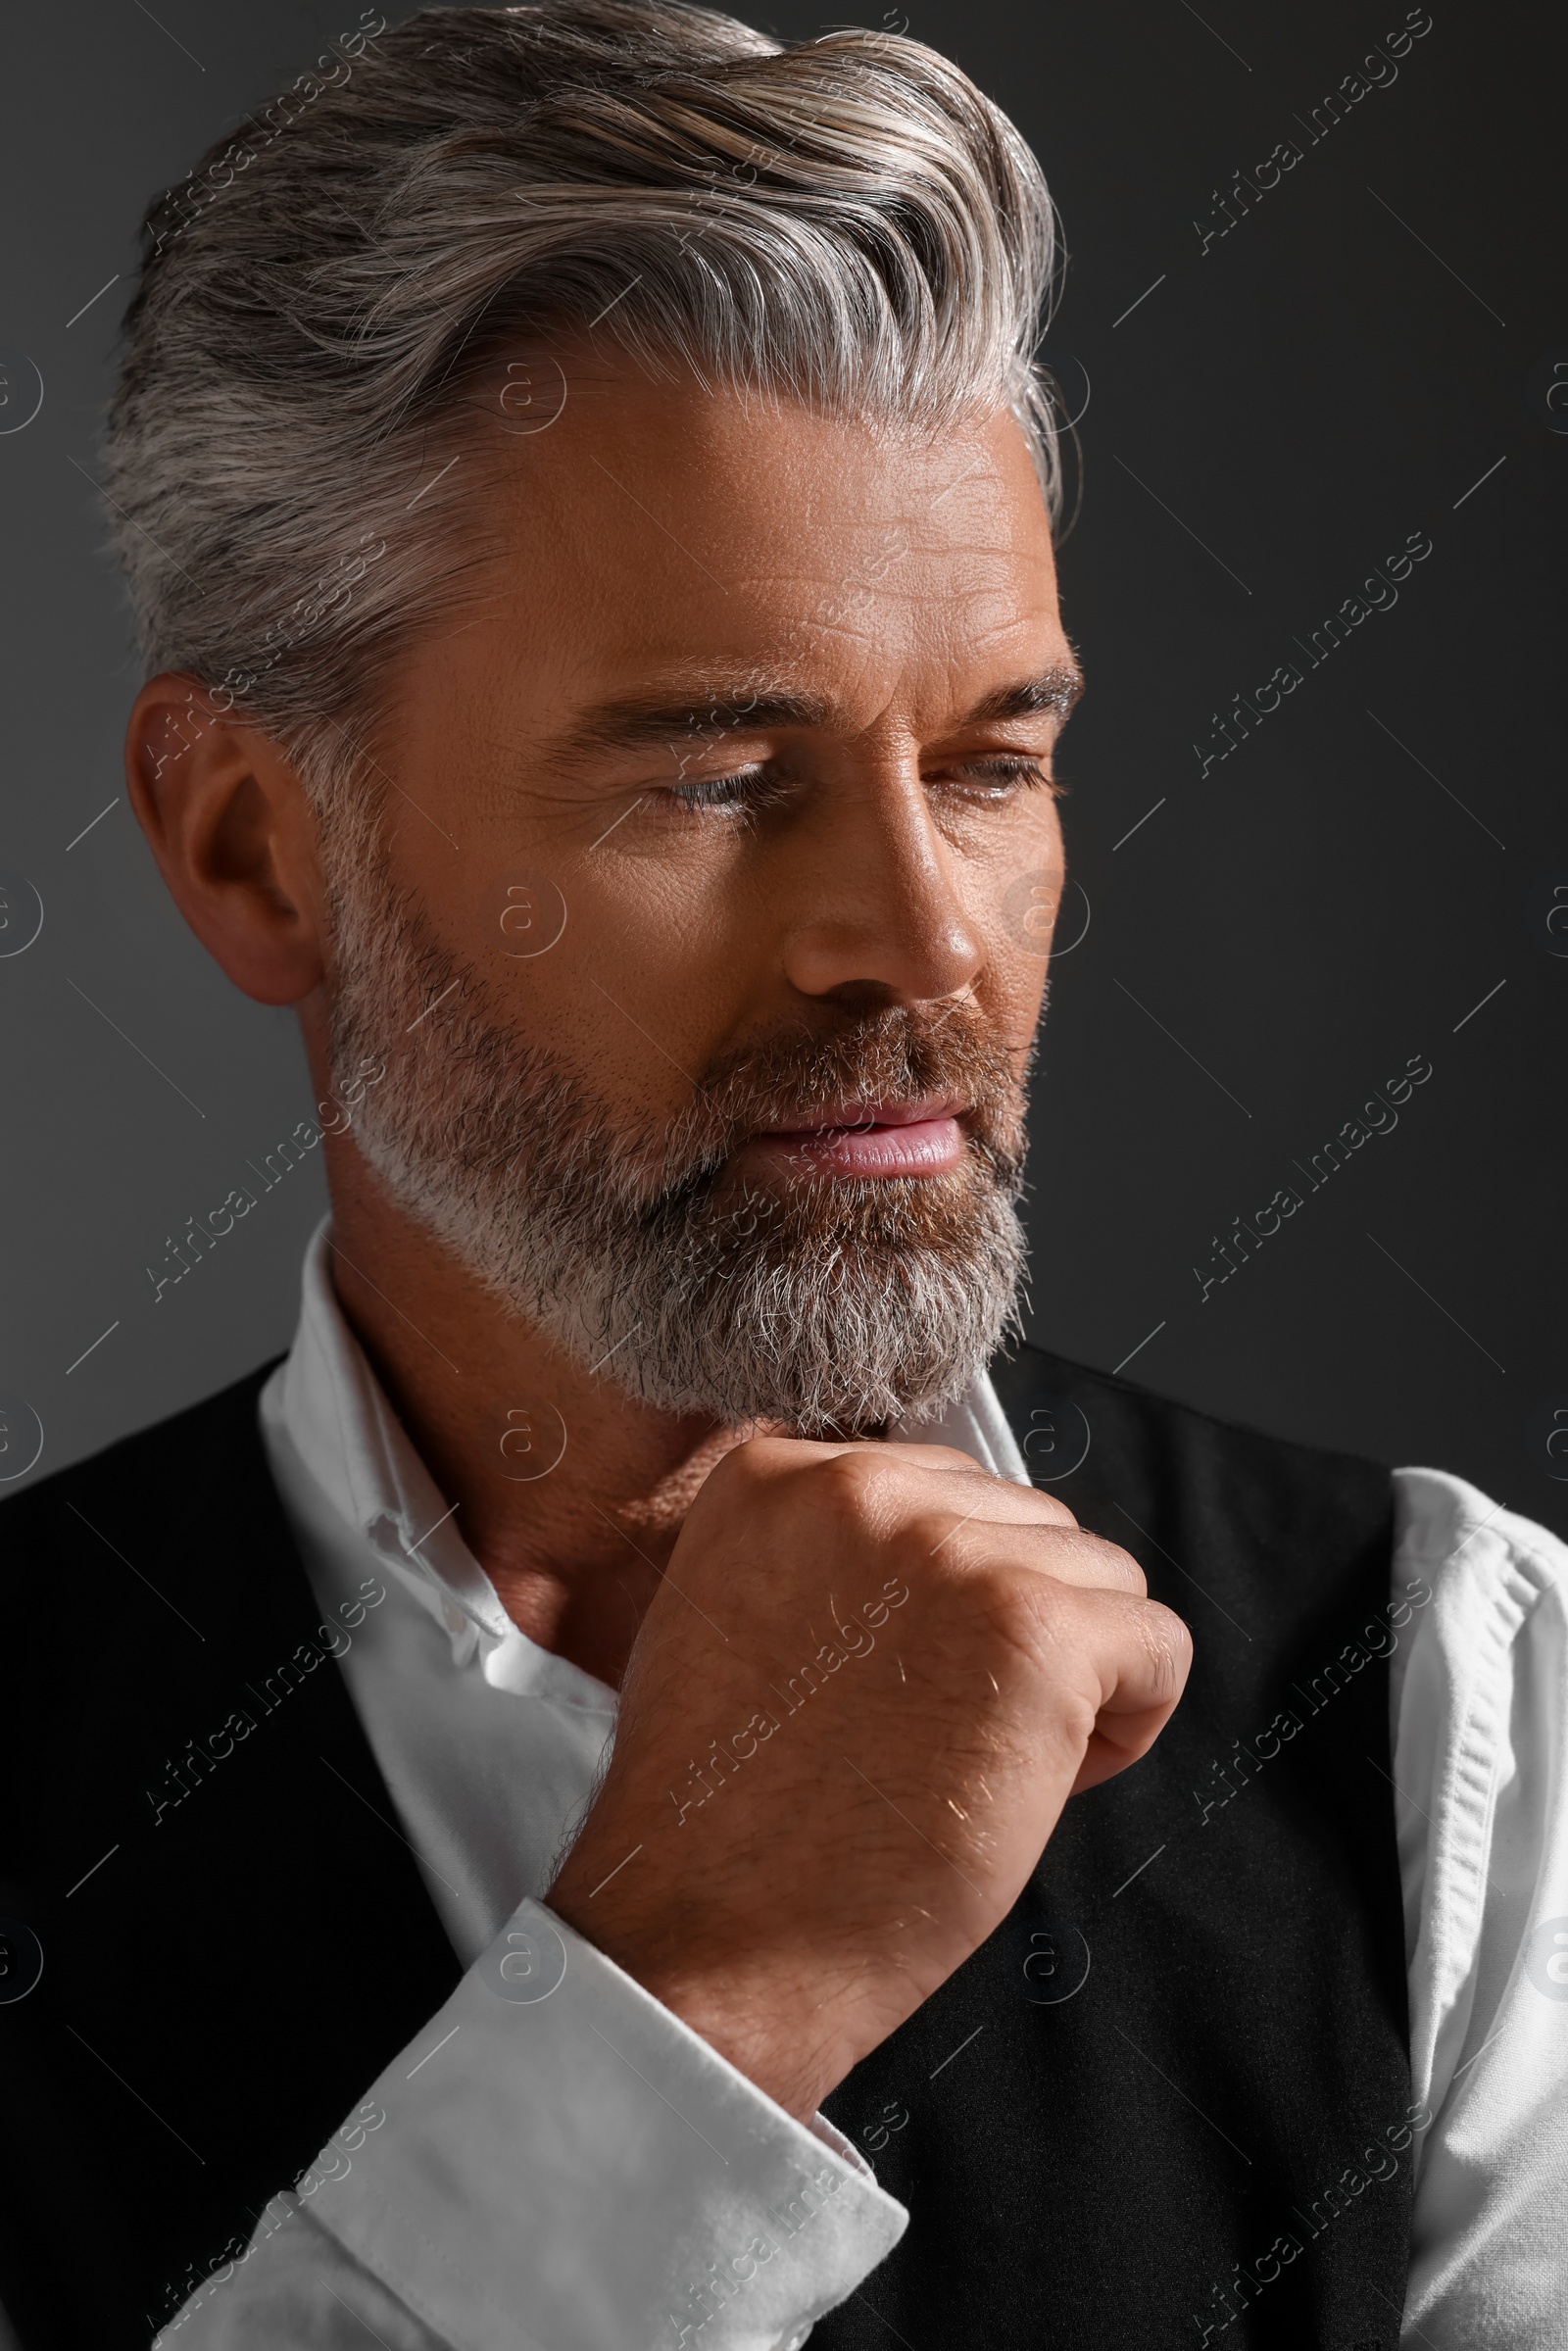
992, 1338, 1385, 1481
0, 1360, 290, 1661
1, 1358, 283, 1529
990, 1337, 1392, 1553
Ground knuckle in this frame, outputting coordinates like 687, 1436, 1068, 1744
1054, 1686, 1102, 1752
1028, 1491, 1079, 1530
902, 1505, 968, 1565
697, 1439, 768, 1517
1034, 1528, 1144, 1592
814, 1447, 885, 1506
711, 1432, 785, 1485
971, 1559, 1058, 1654
1129, 1594, 1193, 1691
808, 1447, 895, 1534
1086, 1537, 1146, 1593
1138, 1593, 1190, 1645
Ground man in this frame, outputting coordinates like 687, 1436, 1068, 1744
1, 4, 1562, 2346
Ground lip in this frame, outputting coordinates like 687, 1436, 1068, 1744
740, 1097, 969, 1179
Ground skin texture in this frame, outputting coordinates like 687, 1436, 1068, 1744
125, 362, 1191, 2118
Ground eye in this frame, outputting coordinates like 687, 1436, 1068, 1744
665, 764, 791, 819
659, 754, 1058, 821
931, 755, 1058, 800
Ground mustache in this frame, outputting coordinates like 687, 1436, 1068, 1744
431, 973, 1028, 1200
656, 1000, 1030, 1192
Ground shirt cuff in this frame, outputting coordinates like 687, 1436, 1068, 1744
300, 1897, 907, 2351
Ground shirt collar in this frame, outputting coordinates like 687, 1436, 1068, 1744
275, 1215, 586, 1698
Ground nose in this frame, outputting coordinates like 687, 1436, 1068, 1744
778, 771, 985, 1009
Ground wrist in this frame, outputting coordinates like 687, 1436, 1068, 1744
630, 1956, 847, 2124
548, 1868, 848, 2122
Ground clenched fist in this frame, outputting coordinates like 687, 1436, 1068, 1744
549, 1439, 1190, 2120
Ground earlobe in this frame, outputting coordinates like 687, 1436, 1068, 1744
124, 671, 329, 1006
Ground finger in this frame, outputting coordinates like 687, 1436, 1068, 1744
810, 1443, 1082, 1530
1066, 1590, 1193, 1788
741, 1434, 1079, 1525
923, 1513, 1147, 1594
891, 1458, 1079, 1527
775, 1434, 1056, 1490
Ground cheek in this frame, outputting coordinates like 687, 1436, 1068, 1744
498, 860, 756, 1099
969, 817, 1063, 1050
987, 938, 1054, 1061
973, 802, 1066, 953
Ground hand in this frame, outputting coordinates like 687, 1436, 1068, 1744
548, 1439, 1190, 2120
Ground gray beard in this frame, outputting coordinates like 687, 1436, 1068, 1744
324, 852, 1031, 1437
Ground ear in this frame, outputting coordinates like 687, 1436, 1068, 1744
124, 673, 329, 1005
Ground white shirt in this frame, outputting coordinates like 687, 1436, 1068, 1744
161, 1217, 1568, 2347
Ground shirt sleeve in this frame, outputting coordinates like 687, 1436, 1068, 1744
159, 1897, 907, 2351
1390, 1468, 1568, 2347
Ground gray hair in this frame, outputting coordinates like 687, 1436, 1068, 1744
104, 0, 1062, 800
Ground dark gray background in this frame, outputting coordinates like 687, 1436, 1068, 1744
1, 0, 1563, 1529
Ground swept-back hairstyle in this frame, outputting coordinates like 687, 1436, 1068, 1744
104, 0, 1061, 801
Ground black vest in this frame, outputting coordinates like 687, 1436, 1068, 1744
0, 1347, 1410, 2349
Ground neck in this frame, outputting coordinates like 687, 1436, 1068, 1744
320, 1134, 760, 1690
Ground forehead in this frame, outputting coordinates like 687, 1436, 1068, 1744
468, 365, 1064, 716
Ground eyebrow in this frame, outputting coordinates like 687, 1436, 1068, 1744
963, 666, 1084, 725
547, 664, 1085, 769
